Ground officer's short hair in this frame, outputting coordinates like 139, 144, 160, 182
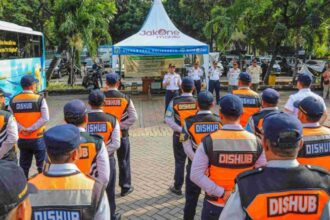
64, 114, 86, 126
267, 139, 300, 158
48, 151, 73, 163
239, 80, 250, 86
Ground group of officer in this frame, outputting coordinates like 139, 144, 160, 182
165, 70, 330, 219
0, 73, 138, 219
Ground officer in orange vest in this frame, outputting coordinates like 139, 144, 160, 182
29, 124, 110, 219
232, 72, 261, 127
181, 91, 221, 220
246, 88, 280, 139
0, 89, 18, 162
220, 112, 330, 220
63, 99, 110, 186
9, 75, 49, 177
165, 76, 198, 195
191, 94, 266, 220
103, 73, 138, 197
87, 89, 121, 220
295, 96, 330, 170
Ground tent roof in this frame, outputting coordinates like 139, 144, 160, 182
113, 0, 208, 55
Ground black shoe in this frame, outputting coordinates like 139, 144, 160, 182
121, 187, 134, 197
115, 213, 121, 220
169, 185, 182, 195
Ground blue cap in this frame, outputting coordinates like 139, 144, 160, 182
263, 112, 302, 146
239, 72, 251, 83
106, 73, 119, 84
0, 88, 11, 98
89, 90, 105, 106
261, 88, 280, 104
181, 76, 194, 89
44, 124, 81, 155
297, 73, 313, 86
294, 96, 324, 119
198, 91, 214, 108
219, 94, 243, 116
64, 99, 87, 118
20, 75, 39, 87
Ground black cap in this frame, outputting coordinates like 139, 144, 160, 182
181, 76, 194, 90
44, 124, 82, 155
239, 72, 251, 83
261, 88, 280, 104
294, 96, 325, 120
219, 94, 243, 116
198, 91, 214, 108
89, 90, 105, 107
0, 161, 37, 216
20, 75, 39, 87
0, 89, 11, 98
64, 99, 87, 119
106, 73, 120, 84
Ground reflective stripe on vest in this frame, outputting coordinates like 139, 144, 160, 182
205, 130, 261, 205
29, 172, 103, 220
102, 91, 129, 122
87, 112, 115, 144
233, 89, 261, 127
173, 98, 198, 126
298, 126, 330, 171
188, 122, 221, 146
10, 93, 45, 139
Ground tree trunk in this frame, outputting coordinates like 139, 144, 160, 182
263, 42, 281, 84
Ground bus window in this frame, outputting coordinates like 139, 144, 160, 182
32, 35, 42, 57
0, 31, 19, 59
18, 33, 33, 58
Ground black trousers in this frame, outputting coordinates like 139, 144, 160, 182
172, 132, 187, 190
208, 80, 220, 104
184, 160, 201, 220
117, 136, 131, 190
201, 199, 223, 220
106, 156, 117, 220
194, 80, 202, 95
165, 90, 179, 113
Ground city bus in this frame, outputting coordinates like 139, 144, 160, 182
0, 20, 46, 103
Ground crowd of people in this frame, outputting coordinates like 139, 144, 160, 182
0, 60, 330, 220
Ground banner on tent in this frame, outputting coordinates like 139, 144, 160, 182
113, 46, 209, 55
124, 55, 184, 77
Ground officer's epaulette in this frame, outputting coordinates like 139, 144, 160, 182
305, 165, 330, 175
236, 167, 264, 182
90, 133, 104, 141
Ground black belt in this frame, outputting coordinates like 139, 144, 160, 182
167, 90, 178, 93
205, 194, 220, 201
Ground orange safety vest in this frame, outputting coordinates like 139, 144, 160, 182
298, 126, 330, 171
10, 92, 45, 139
172, 95, 198, 126
233, 88, 261, 127
103, 90, 130, 122
75, 132, 103, 176
87, 111, 116, 144
29, 171, 105, 219
183, 113, 221, 146
236, 165, 330, 219
203, 128, 262, 206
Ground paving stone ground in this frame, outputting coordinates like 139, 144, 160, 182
37, 90, 330, 219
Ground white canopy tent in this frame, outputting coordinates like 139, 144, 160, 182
112, 0, 209, 79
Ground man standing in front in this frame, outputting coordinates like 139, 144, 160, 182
165, 77, 198, 195
208, 61, 222, 105
103, 73, 138, 197
9, 75, 49, 177
163, 64, 181, 113
181, 91, 221, 220
284, 72, 327, 123
232, 72, 261, 127
0, 89, 18, 162
29, 124, 110, 219
220, 112, 330, 219
247, 58, 262, 91
189, 62, 204, 95
227, 61, 241, 93
191, 94, 265, 220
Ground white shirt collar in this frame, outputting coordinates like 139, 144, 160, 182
303, 122, 320, 128
89, 109, 103, 113
299, 88, 311, 93
197, 110, 212, 115
222, 124, 243, 130
23, 90, 33, 93
267, 160, 300, 168
238, 87, 250, 90
47, 163, 80, 173
108, 87, 118, 91
182, 93, 193, 97
261, 107, 279, 111
78, 127, 86, 132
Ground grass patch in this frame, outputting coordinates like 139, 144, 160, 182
47, 82, 84, 90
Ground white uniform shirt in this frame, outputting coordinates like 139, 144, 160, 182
0, 115, 18, 159
284, 88, 327, 116
45, 163, 111, 220
189, 68, 204, 81
163, 73, 181, 90
247, 65, 262, 84
209, 67, 222, 81
227, 68, 241, 86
